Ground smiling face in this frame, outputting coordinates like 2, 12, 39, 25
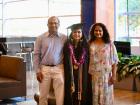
71, 28, 82, 42
94, 25, 103, 39
47, 16, 60, 34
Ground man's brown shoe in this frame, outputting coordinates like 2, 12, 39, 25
34, 93, 39, 104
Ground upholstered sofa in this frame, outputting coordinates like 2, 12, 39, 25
0, 55, 26, 99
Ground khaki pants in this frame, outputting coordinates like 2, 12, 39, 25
39, 64, 64, 105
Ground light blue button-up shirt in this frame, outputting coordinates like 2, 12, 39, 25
33, 32, 67, 72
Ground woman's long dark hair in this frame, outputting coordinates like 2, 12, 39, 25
89, 23, 111, 44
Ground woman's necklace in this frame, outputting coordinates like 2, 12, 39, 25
69, 43, 86, 69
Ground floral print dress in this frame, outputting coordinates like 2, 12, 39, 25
89, 43, 119, 105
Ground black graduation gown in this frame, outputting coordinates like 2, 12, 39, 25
63, 41, 92, 105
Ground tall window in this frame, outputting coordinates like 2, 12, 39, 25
115, 0, 140, 46
0, 0, 81, 37
0, 0, 2, 36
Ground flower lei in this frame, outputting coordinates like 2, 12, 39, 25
69, 43, 86, 68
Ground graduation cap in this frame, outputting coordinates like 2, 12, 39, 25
66, 23, 84, 38
67, 23, 84, 31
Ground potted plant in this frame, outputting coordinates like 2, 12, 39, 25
117, 55, 140, 81
117, 55, 140, 91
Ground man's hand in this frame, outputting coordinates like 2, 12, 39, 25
36, 72, 43, 83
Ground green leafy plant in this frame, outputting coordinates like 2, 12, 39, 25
117, 55, 140, 81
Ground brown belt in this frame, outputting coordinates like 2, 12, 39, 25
45, 65, 56, 67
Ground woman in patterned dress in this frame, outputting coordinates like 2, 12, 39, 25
88, 23, 119, 105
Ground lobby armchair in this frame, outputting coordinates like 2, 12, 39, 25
0, 55, 26, 99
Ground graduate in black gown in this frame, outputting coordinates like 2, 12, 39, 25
63, 23, 92, 105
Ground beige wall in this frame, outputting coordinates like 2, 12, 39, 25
96, 0, 115, 40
